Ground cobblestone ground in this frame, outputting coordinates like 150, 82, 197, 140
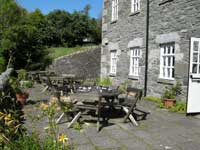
24, 84, 200, 150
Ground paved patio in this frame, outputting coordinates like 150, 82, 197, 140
24, 84, 200, 150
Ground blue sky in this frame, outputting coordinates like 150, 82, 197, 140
17, 0, 102, 18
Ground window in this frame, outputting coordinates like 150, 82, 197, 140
110, 50, 117, 74
112, 0, 118, 21
191, 39, 200, 75
160, 43, 175, 80
131, 0, 140, 13
129, 48, 141, 76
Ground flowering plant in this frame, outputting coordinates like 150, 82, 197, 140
0, 95, 25, 147
39, 96, 71, 149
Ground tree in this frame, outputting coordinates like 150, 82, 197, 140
1, 25, 49, 70
0, 0, 26, 30
0, 1, 102, 72
82, 4, 91, 16
46, 10, 73, 46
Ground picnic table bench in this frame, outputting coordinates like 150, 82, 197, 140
55, 85, 150, 132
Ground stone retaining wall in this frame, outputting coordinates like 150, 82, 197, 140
50, 47, 101, 79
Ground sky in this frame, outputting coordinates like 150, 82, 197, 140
17, 0, 102, 18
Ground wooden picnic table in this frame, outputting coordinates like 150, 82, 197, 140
64, 88, 120, 131
48, 74, 78, 94
28, 70, 56, 82
57, 86, 149, 132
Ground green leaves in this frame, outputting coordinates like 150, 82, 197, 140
0, 1, 101, 72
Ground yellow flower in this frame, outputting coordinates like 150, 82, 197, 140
58, 134, 68, 143
5, 120, 14, 126
40, 103, 49, 110
0, 112, 4, 120
61, 96, 71, 103
50, 97, 58, 105
4, 114, 12, 122
56, 106, 61, 111
4, 114, 13, 126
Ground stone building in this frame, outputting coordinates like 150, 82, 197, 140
101, 0, 200, 113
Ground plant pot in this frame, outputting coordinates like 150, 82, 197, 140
16, 92, 29, 107
163, 98, 176, 108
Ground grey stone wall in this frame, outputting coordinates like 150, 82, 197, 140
147, 0, 200, 99
101, 0, 200, 101
51, 47, 101, 79
101, 0, 147, 87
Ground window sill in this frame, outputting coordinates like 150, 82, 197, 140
129, 11, 140, 16
110, 20, 117, 24
109, 73, 116, 77
157, 78, 175, 85
159, 0, 174, 6
128, 75, 139, 80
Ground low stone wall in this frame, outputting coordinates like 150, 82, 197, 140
50, 47, 101, 79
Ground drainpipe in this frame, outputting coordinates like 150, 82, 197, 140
144, 0, 150, 96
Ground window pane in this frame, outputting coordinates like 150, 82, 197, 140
192, 64, 197, 73
168, 46, 171, 54
172, 57, 175, 66
165, 57, 168, 66
164, 47, 166, 54
199, 65, 200, 74
193, 41, 199, 52
193, 53, 198, 63
163, 57, 166, 66
167, 68, 170, 77
162, 68, 165, 77
172, 45, 175, 54
168, 57, 171, 66
172, 68, 175, 78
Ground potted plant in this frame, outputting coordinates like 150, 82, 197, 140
15, 89, 29, 106
8, 69, 31, 108
162, 81, 182, 108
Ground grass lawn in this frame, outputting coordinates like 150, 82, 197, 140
48, 45, 98, 59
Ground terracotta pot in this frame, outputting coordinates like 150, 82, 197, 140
16, 93, 29, 107
163, 98, 176, 108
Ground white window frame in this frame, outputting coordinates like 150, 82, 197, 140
131, 0, 141, 13
110, 50, 117, 74
129, 47, 141, 76
111, 0, 118, 22
159, 43, 175, 80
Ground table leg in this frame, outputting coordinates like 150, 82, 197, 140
56, 113, 65, 124
67, 112, 82, 128
97, 96, 102, 132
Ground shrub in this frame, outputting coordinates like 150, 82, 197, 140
169, 101, 186, 113
0, 96, 25, 147
73, 122, 82, 131
162, 81, 182, 99
144, 96, 186, 113
4, 133, 41, 150
144, 96, 162, 103
22, 81, 34, 89
96, 78, 112, 86
119, 80, 130, 94
3, 133, 70, 150
17, 69, 27, 81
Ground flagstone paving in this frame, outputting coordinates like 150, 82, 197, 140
24, 84, 200, 150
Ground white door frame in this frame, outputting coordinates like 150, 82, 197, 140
187, 37, 200, 114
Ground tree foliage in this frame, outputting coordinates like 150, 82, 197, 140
0, 0, 102, 72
